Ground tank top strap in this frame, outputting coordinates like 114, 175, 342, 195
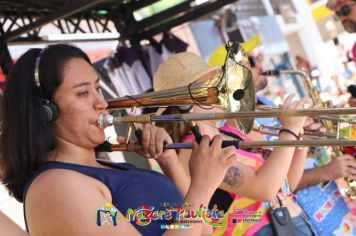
23, 160, 135, 198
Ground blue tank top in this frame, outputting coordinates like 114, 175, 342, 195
23, 160, 184, 236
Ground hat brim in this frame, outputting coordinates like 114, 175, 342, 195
155, 66, 221, 115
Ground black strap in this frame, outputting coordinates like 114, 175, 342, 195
190, 125, 240, 148
279, 128, 299, 140
219, 129, 243, 141
276, 195, 283, 207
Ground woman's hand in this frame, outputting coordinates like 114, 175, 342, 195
279, 94, 309, 135
349, 97, 356, 107
302, 103, 325, 134
141, 123, 178, 160
324, 154, 356, 180
117, 124, 178, 163
189, 135, 236, 196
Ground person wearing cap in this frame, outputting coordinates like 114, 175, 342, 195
154, 51, 318, 236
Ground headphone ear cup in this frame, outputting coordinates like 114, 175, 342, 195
42, 99, 59, 123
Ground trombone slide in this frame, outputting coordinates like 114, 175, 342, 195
108, 139, 356, 152
99, 108, 356, 128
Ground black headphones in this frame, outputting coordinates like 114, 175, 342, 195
34, 49, 59, 123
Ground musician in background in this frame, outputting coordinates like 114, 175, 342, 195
326, 0, 356, 109
154, 52, 318, 236
326, 0, 356, 64
250, 55, 356, 235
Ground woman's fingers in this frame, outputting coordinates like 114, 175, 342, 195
116, 136, 126, 144
191, 141, 199, 158
155, 127, 172, 156
304, 122, 323, 131
140, 124, 175, 158
210, 135, 223, 154
148, 126, 158, 157
303, 117, 314, 127
225, 154, 237, 166
199, 135, 210, 150
222, 146, 237, 160
300, 97, 313, 108
141, 124, 151, 155
280, 94, 295, 109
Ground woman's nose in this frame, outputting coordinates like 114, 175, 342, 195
94, 90, 108, 110
97, 99, 108, 110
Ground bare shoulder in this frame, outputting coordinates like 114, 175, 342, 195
25, 168, 140, 236
26, 168, 109, 203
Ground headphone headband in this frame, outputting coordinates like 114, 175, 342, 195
34, 48, 46, 89
33, 47, 60, 123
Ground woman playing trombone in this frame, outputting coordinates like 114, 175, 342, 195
0, 44, 236, 236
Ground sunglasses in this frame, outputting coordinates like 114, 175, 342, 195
335, 3, 355, 18
247, 56, 256, 68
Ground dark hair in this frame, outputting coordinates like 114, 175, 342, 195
0, 44, 91, 202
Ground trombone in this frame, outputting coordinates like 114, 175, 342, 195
99, 41, 356, 151
98, 107, 356, 150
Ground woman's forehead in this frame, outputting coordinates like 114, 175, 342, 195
61, 58, 97, 87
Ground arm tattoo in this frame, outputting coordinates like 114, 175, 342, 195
223, 166, 244, 187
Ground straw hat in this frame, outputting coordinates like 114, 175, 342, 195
326, 0, 349, 10
153, 52, 220, 92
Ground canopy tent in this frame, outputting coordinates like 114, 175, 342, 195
0, 0, 242, 76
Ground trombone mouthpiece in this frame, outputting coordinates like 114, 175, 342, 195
97, 113, 114, 129
262, 70, 280, 76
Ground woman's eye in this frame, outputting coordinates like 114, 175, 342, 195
78, 91, 89, 96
